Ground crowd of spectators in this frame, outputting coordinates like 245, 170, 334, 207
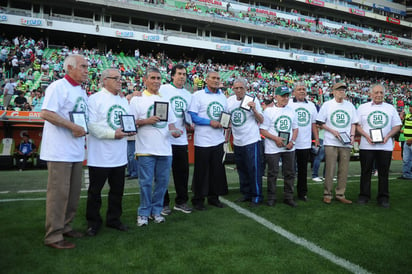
0, 35, 411, 114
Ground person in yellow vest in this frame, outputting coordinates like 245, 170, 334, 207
399, 102, 412, 180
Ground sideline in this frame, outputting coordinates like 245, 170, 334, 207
221, 197, 371, 274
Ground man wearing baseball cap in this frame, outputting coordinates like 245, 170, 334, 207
260, 86, 299, 207
316, 82, 359, 204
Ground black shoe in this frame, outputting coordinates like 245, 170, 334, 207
267, 200, 276, 207
208, 200, 225, 208
298, 195, 308, 202
194, 204, 207, 211
248, 202, 260, 208
107, 223, 128, 232
127, 176, 138, 180
235, 196, 250, 202
378, 201, 390, 208
283, 199, 297, 207
86, 227, 98, 237
357, 199, 369, 205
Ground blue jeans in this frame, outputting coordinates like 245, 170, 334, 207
402, 144, 412, 178
137, 156, 172, 217
127, 141, 138, 177
312, 139, 325, 178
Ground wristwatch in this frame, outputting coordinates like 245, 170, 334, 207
291, 140, 296, 145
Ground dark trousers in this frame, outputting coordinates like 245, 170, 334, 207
234, 141, 263, 204
295, 148, 310, 198
191, 143, 228, 206
164, 145, 189, 206
86, 165, 126, 229
266, 151, 295, 201
359, 150, 391, 203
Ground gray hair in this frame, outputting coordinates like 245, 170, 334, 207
293, 81, 306, 91
233, 77, 248, 88
101, 68, 120, 80
206, 71, 219, 79
63, 54, 85, 71
144, 67, 161, 78
369, 84, 385, 94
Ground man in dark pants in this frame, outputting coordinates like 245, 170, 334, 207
160, 64, 193, 215
188, 71, 228, 210
356, 84, 401, 208
290, 82, 319, 201
86, 69, 135, 236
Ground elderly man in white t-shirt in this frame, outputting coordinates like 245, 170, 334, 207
356, 84, 401, 208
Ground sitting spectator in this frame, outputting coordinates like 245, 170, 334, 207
15, 133, 36, 171
14, 91, 31, 111
32, 89, 44, 112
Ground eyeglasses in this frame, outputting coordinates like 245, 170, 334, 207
106, 76, 121, 81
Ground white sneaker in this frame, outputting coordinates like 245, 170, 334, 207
152, 215, 165, 223
373, 170, 378, 176
312, 177, 323, 182
137, 216, 148, 227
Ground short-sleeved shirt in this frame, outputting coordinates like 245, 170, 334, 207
289, 98, 317, 149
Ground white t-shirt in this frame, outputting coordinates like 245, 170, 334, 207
289, 99, 318, 149
160, 83, 192, 146
317, 99, 359, 147
40, 77, 88, 162
87, 88, 129, 167
227, 94, 262, 146
129, 90, 176, 156
188, 89, 227, 147
260, 105, 298, 154
357, 101, 401, 151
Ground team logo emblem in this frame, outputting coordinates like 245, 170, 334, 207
170, 96, 187, 118
274, 115, 292, 132
231, 108, 246, 127
331, 110, 350, 128
295, 107, 310, 127
73, 97, 88, 120
367, 111, 388, 129
107, 105, 127, 130
207, 101, 224, 120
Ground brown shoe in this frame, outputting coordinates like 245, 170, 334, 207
46, 240, 76, 249
63, 230, 84, 238
323, 197, 331, 204
335, 197, 352, 204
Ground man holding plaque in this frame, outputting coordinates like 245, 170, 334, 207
260, 86, 298, 207
85, 69, 135, 236
290, 82, 319, 201
356, 84, 401, 208
40, 54, 89, 249
188, 71, 228, 210
316, 82, 358, 205
129, 67, 181, 227
227, 78, 264, 207
159, 64, 193, 214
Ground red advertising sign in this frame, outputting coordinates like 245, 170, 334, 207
305, 0, 324, 7
349, 8, 365, 16
386, 17, 400, 25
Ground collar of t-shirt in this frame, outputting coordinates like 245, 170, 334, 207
293, 97, 308, 103
205, 87, 222, 94
64, 74, 80, 86
143, 90, 161, 97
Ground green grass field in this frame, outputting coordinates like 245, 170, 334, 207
0, 160, 411, 274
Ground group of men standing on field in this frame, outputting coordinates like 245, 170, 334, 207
39, 54, 401, 249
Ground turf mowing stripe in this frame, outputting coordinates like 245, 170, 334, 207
221, 198, 372, 274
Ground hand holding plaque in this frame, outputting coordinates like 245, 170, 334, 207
69, 111, 88, 134
219, 112, 231, 129
154, 101, 169, 122
120, 115, 137, 133
338, 132, 351, 145
278, 131, 290, 147
370, 128, 383, 143
240, 94, 255, 111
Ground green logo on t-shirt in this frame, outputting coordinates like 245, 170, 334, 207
207, 101, 224, 120
331, 110, 350, 128
107, 105, 127, 130
367, 110, 388, 129
295, 107, 310, 127
170, 96, 187, 118
231, 108, 246, 127
73, 96, 88, 120
274, 115, 292, 132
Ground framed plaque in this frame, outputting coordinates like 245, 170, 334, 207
120, 115, 137, 133
240, 94, 255, 111
278, 131, 290, 147
219, 112, 231, 129
154, 101, 169, 121
69, 111, 88, 134
370, 128, 383, 143
339, 132, 351, 145
183, 111, 192, 126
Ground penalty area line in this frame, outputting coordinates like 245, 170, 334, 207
221, 198, 371, 274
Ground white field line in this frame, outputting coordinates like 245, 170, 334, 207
221, 197, 371, 274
